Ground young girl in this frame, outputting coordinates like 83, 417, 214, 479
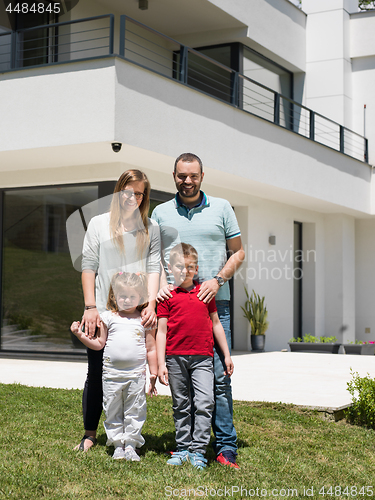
71, 272, 158, 461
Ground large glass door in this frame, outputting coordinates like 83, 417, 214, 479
1, 185, 98, 353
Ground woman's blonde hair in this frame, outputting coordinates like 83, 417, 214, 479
109, 169, 151, 255
107, 272, 148, 312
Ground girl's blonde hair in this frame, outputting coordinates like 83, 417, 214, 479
107, 272, 148, 312
109, 169, 151, 255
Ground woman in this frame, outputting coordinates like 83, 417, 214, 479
75, 169, 160, 451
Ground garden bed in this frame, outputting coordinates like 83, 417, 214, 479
288, 342, 340, 354
342, 344, 375, 355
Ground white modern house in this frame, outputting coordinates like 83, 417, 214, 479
0, 0, 374, 356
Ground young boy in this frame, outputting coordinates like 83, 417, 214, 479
156, 243, 234, 470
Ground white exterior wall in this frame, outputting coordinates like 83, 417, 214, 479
0, 60, 115, 154
199, 190, 331, 351
351, 12, 375, 166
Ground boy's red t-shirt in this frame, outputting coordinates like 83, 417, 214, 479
157, 283, 217, 356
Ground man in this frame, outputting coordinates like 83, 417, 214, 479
152, 153, 245, 469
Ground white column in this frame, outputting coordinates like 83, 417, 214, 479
324, 214, 355, 343
302, 0, 357, 128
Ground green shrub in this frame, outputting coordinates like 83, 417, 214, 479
289, 334, 337, 343
346, 370, 375, 429
241, 287, 269, 335
319, 335, 337, 343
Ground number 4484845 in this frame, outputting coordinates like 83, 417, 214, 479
318, 486, 373, 497
6, 3, 61, 14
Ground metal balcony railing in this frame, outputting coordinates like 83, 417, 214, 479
0, 13, 369, 164
118, 15, 369, 164
0, 14, 114, 70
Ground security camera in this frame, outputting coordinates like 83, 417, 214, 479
112, 142, 122, 153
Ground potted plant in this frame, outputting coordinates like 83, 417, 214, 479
342, 340, 375, 355
288, 334, 340, 354
241, 287, 269, 352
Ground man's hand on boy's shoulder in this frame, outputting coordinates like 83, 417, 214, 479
156, 284, 174, 303
197, 278, 220, 303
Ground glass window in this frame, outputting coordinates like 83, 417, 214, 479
0, 26, 11, 72
189, 45, 233, 103
243, 47, 292, 98
243, 47, 293, 128
16, 11, 58, 67
1, 185, 98, 353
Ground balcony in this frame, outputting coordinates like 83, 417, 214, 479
0, 14, 368, 164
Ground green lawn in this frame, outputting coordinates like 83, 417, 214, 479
1, 384, 374, 500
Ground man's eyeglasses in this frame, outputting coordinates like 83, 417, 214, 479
121, 190, 144, 200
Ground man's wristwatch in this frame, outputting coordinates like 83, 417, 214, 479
214, 276, 225, 287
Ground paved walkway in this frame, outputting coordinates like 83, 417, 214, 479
2, 351, 375, 410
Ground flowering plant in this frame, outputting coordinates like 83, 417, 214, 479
346, 340, 375, 345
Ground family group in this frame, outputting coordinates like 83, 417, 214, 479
70, 153, 245, 470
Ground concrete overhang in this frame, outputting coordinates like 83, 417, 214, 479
0, 142, 372, 219
97, 0, 246, 36
95, 0, 306, 72
0, 57, 371, 216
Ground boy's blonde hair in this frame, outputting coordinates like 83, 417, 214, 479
169, 242, 198, 266
107, 272, 148, 312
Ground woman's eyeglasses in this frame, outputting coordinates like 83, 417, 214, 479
121, 190, 144, 200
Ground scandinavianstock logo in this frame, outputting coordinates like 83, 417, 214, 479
235, 244, 317, 282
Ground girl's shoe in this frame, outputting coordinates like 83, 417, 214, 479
167, 450, 189, 465
113, 446, 126, 460
189, 452, 207, 470
124, 445, 141, 462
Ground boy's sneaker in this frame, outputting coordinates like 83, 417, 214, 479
167, 450, 189, 466
216, 450, 239, 469
189, 452, 207, 470
124, 445, 141, 462
113, 446, 126, 460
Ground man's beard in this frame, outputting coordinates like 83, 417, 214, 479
177, 184, 200, 198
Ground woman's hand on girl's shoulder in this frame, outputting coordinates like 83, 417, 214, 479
82, 307, 101, 338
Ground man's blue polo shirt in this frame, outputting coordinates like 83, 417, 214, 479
151, 191, 241, 301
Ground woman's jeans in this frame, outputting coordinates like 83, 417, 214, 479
212, 300, 238, 456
